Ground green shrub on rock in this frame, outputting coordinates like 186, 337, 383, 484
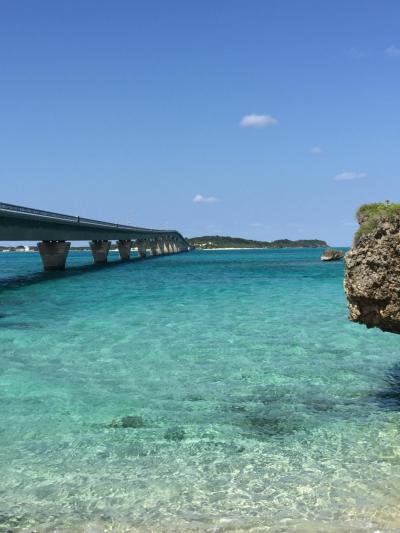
355, 202, 400, 244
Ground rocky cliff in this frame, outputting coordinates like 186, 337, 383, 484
344, 203, 400, 334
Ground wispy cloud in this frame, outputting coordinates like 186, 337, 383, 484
348, 47, 364, 59
310, 146, 323, 155
240, 114, 278, 128
333, 171, 367, 181
385, 45, 400, 57
193, 194, 219, 204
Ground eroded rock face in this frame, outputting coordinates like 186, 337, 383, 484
344, 217, 400, 333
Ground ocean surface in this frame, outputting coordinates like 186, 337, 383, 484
1, 249, 400, 532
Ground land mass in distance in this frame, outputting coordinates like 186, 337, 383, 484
187, 236, 328, 249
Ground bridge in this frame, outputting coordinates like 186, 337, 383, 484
0, 202, 191, 270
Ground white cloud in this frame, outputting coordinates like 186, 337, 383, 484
333, 171, 367, 181
385, 45, 400, 57
310, 146, 323, 155
193, 194, 219, 204
240, 114, 278, 128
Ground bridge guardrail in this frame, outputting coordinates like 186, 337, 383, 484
0, 202, 177, 235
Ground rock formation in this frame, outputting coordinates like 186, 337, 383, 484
321, 248, 344, 261
344, 204, 400, 333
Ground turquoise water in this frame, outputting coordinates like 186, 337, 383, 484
1, 249, 400, 532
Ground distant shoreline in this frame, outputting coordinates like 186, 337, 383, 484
199, 246, 328, 250
204, 247, 258, 250
0, 246, 331, 253
187, 235, 328, 249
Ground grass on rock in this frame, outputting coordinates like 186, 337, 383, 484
355, 202, 400, 244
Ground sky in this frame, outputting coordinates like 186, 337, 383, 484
1, 0, 400, 246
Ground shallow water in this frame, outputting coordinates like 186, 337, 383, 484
1, 249, 400, 532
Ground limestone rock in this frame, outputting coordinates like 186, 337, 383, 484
321, 248, 344, 262
344, 216, 400, 333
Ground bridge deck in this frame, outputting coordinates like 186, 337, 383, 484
0, 202, 186, 243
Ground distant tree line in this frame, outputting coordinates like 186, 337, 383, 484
187, 236, 328, 249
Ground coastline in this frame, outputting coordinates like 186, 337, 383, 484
202, 247, 261, 250
199, 246, 326, 250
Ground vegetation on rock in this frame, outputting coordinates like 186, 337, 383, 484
355, 202, 400, 244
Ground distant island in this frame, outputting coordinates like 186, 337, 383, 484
187, 236, 328, 249
0, 238, 329, 253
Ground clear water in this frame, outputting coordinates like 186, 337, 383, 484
1, 249, 400, 532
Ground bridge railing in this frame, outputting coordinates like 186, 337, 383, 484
0, 202, 174, 234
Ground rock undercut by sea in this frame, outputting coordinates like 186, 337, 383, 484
1, 248, 400, 532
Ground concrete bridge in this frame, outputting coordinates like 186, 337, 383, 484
0, 202, 191, 270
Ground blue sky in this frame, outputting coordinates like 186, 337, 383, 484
1, 0, 399, 245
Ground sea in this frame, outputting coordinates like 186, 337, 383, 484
1, 248, 400, 532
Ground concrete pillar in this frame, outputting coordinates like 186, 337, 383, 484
171, 242, 178, 253
150, 241, 161, 256
90, 240, 111, 264
156, 240, 165, 255
117, 239, 132, 261
136, 239, 147, 258
38, 241, 71, 271
161, 240, 169, 254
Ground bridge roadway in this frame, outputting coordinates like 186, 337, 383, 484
0, 202, 191, 270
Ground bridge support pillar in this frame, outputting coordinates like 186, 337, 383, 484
117, 239, 132, 261
38, 241, 71, 271
136, 240, 147, 258
90, 240, 111, 264
161, 240, 169, 254
150, 240, 161, 256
